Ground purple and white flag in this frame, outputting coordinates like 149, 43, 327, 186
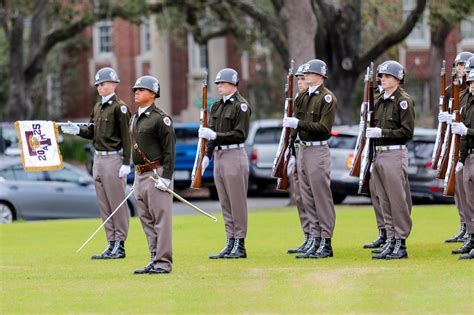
15, 121, 64, 171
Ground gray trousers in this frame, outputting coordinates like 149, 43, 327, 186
455, 169, 468, 225
369, 177, 385, 231
372, 149, 412, 239
292, 164, 311, 234
297, 145, 336, 238
463, 155, 474, 234
93, 154, 129, 241
134, 167, 173, 272
213, 148, 249, 239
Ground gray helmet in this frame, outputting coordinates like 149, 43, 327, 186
466, 70, 474, 83
132, 75, 160, 98
302, 59, 328, 78
94, 67, 120, 85
377, 60, 405, 82
295, 64, 306, 77
454, 51, 473, 65
214, 68, 239, 85
464, 56, 474, 73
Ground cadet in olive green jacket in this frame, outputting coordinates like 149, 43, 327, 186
199, 68, 251, 259
61, 67, 131, 260
366, 60, 415, 260
130, 75, 176, 275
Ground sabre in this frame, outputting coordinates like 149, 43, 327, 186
149, 176, 217, 222
56, 122, 94, 126
76, 186, 135, 253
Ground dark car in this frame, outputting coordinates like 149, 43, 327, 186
85, 122, 216, 197
0, 155, 137, 223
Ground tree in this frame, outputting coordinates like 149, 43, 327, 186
0, 0, 148, 121
428, 0, 474, 125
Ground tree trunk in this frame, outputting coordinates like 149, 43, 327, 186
5, 16, 32, 121
284, 0, 316, 66
328, 72, 359, 124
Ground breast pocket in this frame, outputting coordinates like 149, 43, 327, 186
98, 116, 115, 135
222, 109, 237, 129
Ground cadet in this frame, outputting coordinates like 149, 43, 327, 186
451, 69, 474, 259
287, 64, 312, 254
199, 68, 251, 259
438, 51, 473, 244
129, 76, 175, 274
284, 59, 337, 259
61, 67, 131, 260
366, 60, 415, 260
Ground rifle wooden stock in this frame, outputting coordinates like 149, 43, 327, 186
272, 60, 295, 185
436, 68, 457, 179
358, 62, 376, 195
190, 74, 208, 189
432, 60, 447, 170
350, 67, 371, 177
443, 78, 461, 196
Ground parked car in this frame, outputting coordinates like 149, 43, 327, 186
84, 122, 217, 197
0, 155, 137, 223
0, 122, 20, 156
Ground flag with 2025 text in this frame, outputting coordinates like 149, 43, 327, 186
14, 121, 64, 171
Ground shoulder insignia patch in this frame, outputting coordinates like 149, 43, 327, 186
240, 103, 248, 112
324, 94, 332, 103
399, 100, 408, 110
120, 105, 128, 114
163, 116, 171, 126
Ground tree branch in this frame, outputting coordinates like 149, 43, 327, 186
358, 0, 427, 72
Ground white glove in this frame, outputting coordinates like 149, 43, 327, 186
438, 111, 454, 124
154, 177, 171, 191
455, 162, 464, 173
198, 127, 217, 140
366, 127, 382, 138
118, 165, 131, 178
61, 121, 80, 135
201, 156, 209, 176
451, 122, 468, 136
287, 155, 296, 176
283, 117, 299, 129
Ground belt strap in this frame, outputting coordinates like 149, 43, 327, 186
215, 143, 245, 151
376, 145, 406, 152
301, 140, 327, 147
95, 150, 122, 156
135, 160, 162, 175
130, 115, 153, 166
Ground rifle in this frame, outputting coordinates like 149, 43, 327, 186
443, 77, 461, 196
349, 66, 371, 177
436, 67, 456, 179
431, 60, 447, 170
271, 60, 295, 190
190, 73, 208, 189
358, 62, 376, 195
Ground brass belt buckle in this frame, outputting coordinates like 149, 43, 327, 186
134, 165, 141, 175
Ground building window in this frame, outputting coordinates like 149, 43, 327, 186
460, 15, 474, 41
188, 33, 208, 72
140, 19, 151, 53
403, 0, 430, 47
93, 20, 113, 57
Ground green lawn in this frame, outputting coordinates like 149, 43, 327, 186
1, 205, 473, 314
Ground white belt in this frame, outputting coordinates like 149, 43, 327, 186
376, 145, 406, 152
95, 150, 122, 156
300, 140, 327, 147
215, 143, 245, 151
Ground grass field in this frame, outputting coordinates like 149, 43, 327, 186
1, 204, 473, 314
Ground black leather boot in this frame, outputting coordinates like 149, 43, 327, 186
445, 223, 466, 243
91, 241, 114, 260
288, 233, 309, 254
309, 238, 333, 258
385, 239, 408, 260
209, 238, 235, 259
295, 237, 320, 259
372, 238, 395, 259
106, 240, 126, 259
363, 229, 387, 249
452, 234, 474, 254
459, 248, 474, 260
224, 238, 247, 258
134, 252, 156, 274
372, 237, 392, 254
